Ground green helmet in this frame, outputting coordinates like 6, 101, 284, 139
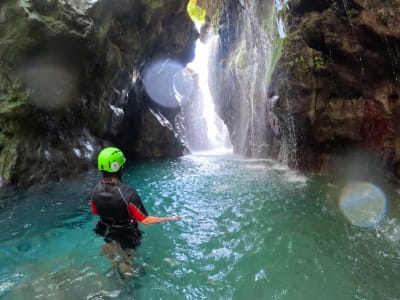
97, 147, 126, 173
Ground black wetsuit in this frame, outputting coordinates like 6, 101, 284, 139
90, 181, 148, 250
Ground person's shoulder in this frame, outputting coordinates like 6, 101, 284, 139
118, 182, 139, 196
118, 181, 134, 190
90, 182, 101, 195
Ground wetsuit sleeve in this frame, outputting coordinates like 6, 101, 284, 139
89, 184, 99, 215
127, 187, 148, 221
128, 203, 147, 221
90, 200, 98, 215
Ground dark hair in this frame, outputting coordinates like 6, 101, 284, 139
102, 168, 123, 180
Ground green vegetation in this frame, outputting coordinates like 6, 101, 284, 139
266, 37, 284, 85
346, 8, 359, 18
0, 78, 29, 120
311, 55, 327, 72
286, 53, 327, 73
281, 32, 307, 70
187, 0, 206, 22
0, 139, 18, 182
287, 55, 306, 68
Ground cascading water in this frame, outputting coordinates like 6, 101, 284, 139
232, 3, 269, 157
142, 25, 231, 153
208, 0, 291, 160
184, 23, 232, 152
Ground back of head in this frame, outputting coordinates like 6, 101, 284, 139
97, 147, 126, 175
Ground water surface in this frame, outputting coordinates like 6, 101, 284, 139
1, 152, 400, 299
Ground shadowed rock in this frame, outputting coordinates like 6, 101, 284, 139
0, 0, 197, 186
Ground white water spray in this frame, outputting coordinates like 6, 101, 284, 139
187, 24, 232, 151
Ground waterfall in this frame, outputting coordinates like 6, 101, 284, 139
228, 1, 278, 158
183, 25, 232, 152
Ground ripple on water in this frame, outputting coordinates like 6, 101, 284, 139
1, 154, 400, 299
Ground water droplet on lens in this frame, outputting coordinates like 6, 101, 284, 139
339, 182, 387, 228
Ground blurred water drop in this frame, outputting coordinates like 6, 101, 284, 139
19, 62, 78, 110
339, 182, 387, 228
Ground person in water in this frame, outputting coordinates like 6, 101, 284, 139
90, 146, 180, 277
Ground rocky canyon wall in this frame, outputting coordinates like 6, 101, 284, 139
269, 0, 400, 181
3, 0, 400, 186
0, 0, 197, 186
208, 0, 400, 182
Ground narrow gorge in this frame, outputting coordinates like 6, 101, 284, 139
1, 2, 400, 298
1, 0, 399, 186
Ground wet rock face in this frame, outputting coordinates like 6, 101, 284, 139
208, 0, 400, 180
0, 0, 197, 186
0, 0, 96, 186
268, 0, 400, 179
209, 0, 278, 157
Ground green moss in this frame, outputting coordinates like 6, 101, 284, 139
0, 139, 18, 182
266, 37, 284, 85
0, 81, 29, 115
286, 56, 304, 67
0, 94, 28, 115
281, 32, 305, 65
346, 8, 359, 18
312, 55, 327, 72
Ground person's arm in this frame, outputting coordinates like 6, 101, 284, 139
90, 200, 98, 215
127, 202, 180, 224
140, 215, 181, 225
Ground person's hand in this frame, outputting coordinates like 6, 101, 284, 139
141, 215, 182, 224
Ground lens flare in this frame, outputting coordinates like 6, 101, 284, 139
143, 59, 195, 108
339, 182, 387, 228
